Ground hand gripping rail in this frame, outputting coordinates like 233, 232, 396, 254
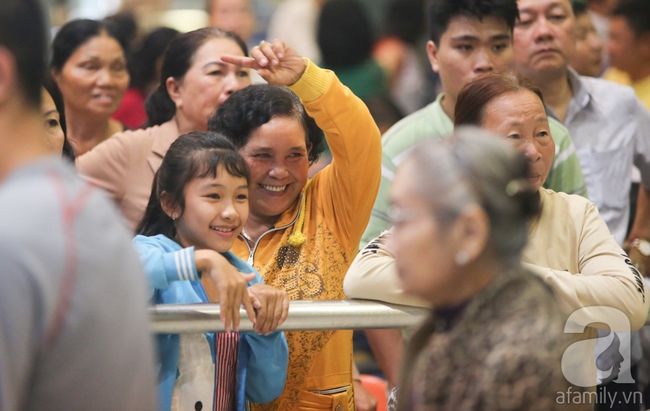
150, 300, 429, 333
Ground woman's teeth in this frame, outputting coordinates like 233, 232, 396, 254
262, 184, 287, 192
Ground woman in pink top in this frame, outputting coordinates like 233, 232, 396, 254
77, 27, 251, 229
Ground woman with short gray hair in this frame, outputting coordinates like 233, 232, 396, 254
385, 129, 584, 410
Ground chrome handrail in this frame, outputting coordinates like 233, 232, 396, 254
150, 300, 429, 333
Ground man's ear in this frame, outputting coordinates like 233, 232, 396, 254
160, 191, 180, 220
426, 40, 441, 73
0, 47, 18, 106
166, 77, 183, 109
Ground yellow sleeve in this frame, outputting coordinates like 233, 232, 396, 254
288, 59, 382, 251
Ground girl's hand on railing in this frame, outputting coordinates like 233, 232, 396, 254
247, 284, 289, 335
195, 249, 256, 332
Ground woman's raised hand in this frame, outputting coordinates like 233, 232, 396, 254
194, 249, 256, 333
247, 284, 289, 335
221, 39, 307, 87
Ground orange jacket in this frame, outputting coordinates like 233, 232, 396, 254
233, 60, 382, 411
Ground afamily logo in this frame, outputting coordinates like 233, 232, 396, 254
560, 306, 633, 387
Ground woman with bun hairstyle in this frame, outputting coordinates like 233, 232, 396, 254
346, 73, 650, 409
390, 129, 584, 411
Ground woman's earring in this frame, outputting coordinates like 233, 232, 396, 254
455, 250, 470, 266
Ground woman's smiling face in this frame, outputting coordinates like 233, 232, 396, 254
239, 116, 310, 223
54, 32, 129, 118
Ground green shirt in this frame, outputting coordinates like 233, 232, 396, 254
361, 93, 588, 248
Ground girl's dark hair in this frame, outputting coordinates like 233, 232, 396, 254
136, 131, 250, 238
51, 19, 127, 73
43, 73, 76, 162
129, 27, 179, 91
208, 84, 325, 165
145, 27, 248, 127
317, 0, 374, 67
454, 71, 545, 127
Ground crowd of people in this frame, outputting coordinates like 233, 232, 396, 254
2, 0, 650, 410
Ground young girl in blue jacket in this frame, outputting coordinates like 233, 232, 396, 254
133, 131, 289, 411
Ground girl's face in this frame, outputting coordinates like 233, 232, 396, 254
239, 116, 310, 222
171, 167, 249, 252
54, 32, 129, 118
171, 37, 251, 131
40, 88, 65, 154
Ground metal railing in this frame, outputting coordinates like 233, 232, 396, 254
150, 300, 429, 333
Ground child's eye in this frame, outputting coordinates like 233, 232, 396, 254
236, 194, 248, 201
207, 193, 221, 199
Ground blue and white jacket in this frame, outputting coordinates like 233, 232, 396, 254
133, 234, 288, 411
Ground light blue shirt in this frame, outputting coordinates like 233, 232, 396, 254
550, 69, 650, 245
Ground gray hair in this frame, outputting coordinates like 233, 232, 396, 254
406, 127, 540, 264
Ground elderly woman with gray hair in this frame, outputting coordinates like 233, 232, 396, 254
384, 129, 586, 410
346, 72, 650, 410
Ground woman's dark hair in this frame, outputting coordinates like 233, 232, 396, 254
145, 27, 248, 127
317, 0, 374, 67
43, 73, 76, 162
454, 71, 545, 127
51, 19, 127, 73
137, 131, 250, 238
103, 11, 138, 51
129, 27, 179, 91
208, 84, 325, 165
